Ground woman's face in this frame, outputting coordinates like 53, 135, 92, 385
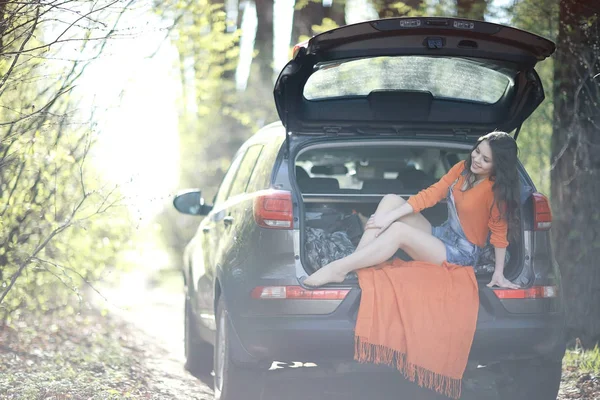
470, 139, 494, 177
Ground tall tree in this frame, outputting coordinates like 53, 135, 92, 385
551, 0, 600, 348
254, 0, 275, 83
292, 0, 346, 44
455, 0, 487, 20
508, 0, 559, 196
244, 0, 278, 126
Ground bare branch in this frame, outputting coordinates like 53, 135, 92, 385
0, 220, 71, 304
0, 152, 27, 217
78, 131, 91, 196
1, 1, 67, 40
32, 257, 110, 304
0, 85, 74, 126
0, 2, 40, 92
35, 263, 81, 300
1, 0, 121, 56
147, 12, 185, 59
0, 142, 95, 305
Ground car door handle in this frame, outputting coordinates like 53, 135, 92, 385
202, 227, 211, 233
223, 216, 234, 226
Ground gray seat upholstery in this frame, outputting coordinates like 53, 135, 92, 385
361, 179, 405, 194
298, 178, 340, 193
397, 168, 436, 191
296, 166, 310, 181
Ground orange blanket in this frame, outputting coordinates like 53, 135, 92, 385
354, 258, 479, 399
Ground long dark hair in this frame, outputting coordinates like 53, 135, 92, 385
464, 131, 520, 242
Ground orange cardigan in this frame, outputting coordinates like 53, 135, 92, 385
407, 161, 509, 248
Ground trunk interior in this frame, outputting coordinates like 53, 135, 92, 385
294, 140, 526, 282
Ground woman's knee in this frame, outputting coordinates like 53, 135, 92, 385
377, 194, 406, 211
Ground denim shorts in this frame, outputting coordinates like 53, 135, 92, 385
432, 223, 481, 266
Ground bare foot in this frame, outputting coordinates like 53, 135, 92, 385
303, 262, 348, 287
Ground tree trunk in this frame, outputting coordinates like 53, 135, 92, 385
455, 0, 487, 20
242, 0, 278, 124
291, 0, 346, 44
254, 0, 274, 83
376, 0, 422, 19
551, 0, 600, 348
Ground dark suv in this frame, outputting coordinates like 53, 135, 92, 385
173, 17, 566, 400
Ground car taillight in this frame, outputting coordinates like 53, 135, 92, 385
493, 285, 558, 299
532, 193, 552, 230
251, 286, 350, 300
253, 190, 293, 229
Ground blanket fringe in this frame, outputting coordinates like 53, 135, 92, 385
354, 336, 462, 399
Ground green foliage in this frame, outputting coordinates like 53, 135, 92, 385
306, 17, 342, 38
382, 0, 429, 17
158, 0, 262, 190
0, 1, 134, 320
564, 344, 600, 375
154, 0, 281, 262
426, 0, 456, 16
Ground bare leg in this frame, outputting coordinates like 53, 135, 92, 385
356, 194, 432, 251
303, 222, 446, 287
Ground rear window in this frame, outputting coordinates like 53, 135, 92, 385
304, 56, 513, 104
296, 145, 470, 193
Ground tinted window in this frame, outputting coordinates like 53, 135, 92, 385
228, 145, 264, 198
213, 152, 245, 206
247, 135, 285, 192
304, 56, 512, 104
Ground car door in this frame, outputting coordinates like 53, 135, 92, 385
216, 145, 264, 272
191, 151, 245, 328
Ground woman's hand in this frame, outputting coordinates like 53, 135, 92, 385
365, 213, 395, 237
486, 271, 520, 289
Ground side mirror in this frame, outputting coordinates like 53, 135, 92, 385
173, 190, 213, 216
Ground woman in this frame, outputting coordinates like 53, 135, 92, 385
303, 131, 521, 289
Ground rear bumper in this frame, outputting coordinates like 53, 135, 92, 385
470, 312, 566, 363
230, 313, 565, 364
227, 295, 566, 366
233, 314, 357, 364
